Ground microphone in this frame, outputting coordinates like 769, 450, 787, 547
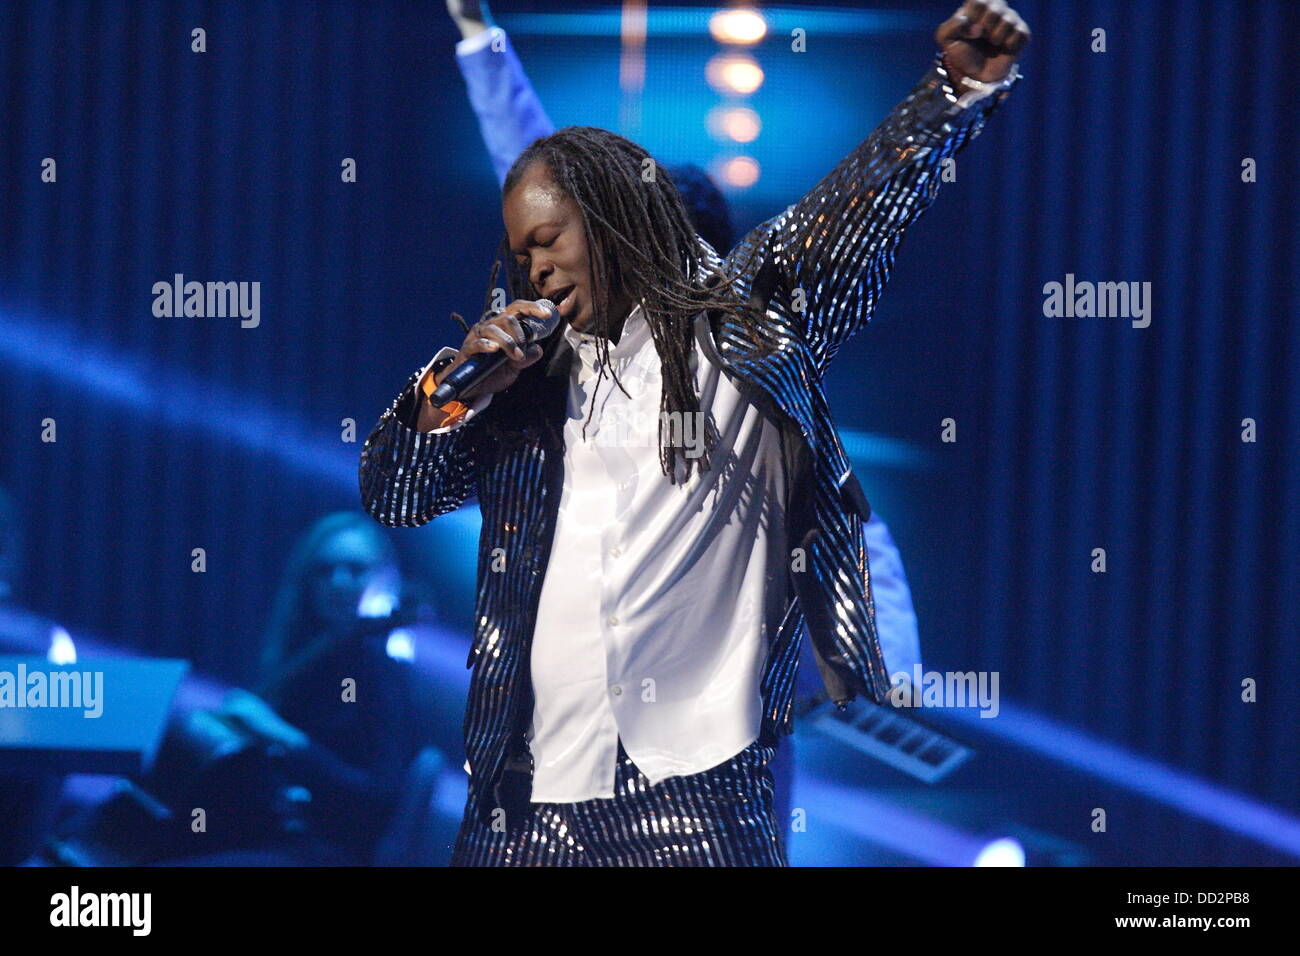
430, 299, 560, 406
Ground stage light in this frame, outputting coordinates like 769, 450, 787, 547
47, 626, 77, 665
945, 701, 1300, 859
705, 52, 764, 95
356, 569, 401, 618
709, 8, 767, 45
385, 628, 417, 663
707, 105, 761, 143
973, 837, 1026, 867
798, 776, 1000, 865
717, 155, 760, 189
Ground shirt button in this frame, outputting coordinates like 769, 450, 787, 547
609, 547, 621, 558
607, 615, 619, 626
611, 685, 623, 696
618, 481, 629, 491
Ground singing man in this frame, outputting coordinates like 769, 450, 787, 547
360, 0, 1029, 866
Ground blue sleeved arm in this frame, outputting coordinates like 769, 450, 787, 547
862, 512, 921, 682
455, 27, 557, 186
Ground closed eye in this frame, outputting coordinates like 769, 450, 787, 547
512, 233, 555, 267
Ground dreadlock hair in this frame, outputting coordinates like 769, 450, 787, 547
495, 126, 774, 484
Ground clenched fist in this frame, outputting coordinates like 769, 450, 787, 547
446, 0, 492, 41
936, 0, 1030, 87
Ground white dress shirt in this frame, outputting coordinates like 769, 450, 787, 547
521, 305, 793, 803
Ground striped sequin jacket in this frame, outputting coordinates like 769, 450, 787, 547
360, 52, 1019, 814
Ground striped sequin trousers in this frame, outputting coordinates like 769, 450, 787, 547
450, 738, 788, 866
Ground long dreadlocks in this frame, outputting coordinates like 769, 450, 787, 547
492, 126, 775, 484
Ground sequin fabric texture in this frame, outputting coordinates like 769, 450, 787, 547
359, 52, 1019, 864
451, 738, 785, 866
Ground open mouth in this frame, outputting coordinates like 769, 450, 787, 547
549, 286, 575, 308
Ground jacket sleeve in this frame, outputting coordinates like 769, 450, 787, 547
358, 349, 493, 527
728, 51, 1021, 369
455, 26, 557, 186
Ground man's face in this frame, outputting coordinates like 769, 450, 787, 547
503, 162, 596, 331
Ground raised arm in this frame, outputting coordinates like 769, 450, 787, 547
447, 1, 557, 185
728, 0, 1029, 370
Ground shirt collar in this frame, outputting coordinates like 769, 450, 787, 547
562, 303, 650, 361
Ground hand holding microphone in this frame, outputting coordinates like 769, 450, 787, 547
416, 299, 559, 431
